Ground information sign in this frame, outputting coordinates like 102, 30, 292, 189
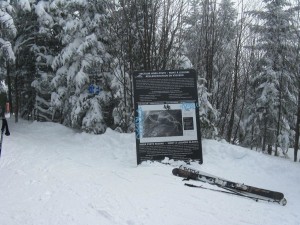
133, 69, 203, 164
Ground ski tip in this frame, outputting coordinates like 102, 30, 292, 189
280, 198, 287, 206
172, 168, 179, 176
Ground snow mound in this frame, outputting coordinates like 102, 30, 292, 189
0, 119, 299, 225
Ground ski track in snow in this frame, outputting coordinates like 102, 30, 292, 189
0, 119, 299, 225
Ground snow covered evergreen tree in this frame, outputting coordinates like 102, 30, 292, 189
48, 0, 115, 134
184, 0, 237, 138
109, 0, 189, 132
11, 0, 40, 122
0, 0, 16, 114
32, 0, 62, 122
213, 0, 237, 140
248, 0, 297, 154
289, 0, 300, 162
0, 1, 16, 63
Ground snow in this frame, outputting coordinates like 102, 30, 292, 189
35, 1, 54, 27
0, 39, 15, 62
16, 0, 31, 12
0, 118, 299, 225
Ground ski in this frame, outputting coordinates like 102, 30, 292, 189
184, 183, 285, 204
0, 129, 3, 157
0, 118, 10, 158
172, 166, 287, 206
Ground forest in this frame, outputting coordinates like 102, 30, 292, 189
1, 0, 300, 162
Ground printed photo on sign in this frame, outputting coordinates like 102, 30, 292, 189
138, 103, 197, 143
143, 109, 183, 138
183, 117, 194, 130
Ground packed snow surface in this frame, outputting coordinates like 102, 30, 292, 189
0, 119, 299, 225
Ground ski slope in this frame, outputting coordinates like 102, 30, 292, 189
0, 119, 299, 225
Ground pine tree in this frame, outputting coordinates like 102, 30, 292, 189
12, 1, 39, 122
248, 0, 297, 154
0, 0, 16, 115
49, 0, 115, 134
109, 0, 188, 132
291, 0, 300, 162
184, 0, 237, 138
32, 1, 63, 122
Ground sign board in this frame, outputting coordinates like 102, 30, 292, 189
133, 69, 203, 164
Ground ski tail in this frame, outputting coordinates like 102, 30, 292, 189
235, 184, 284, 201
1, 118, 10, 136
0, 128, 4, 157
172, 168, 198, 180
0, 118, 9, 158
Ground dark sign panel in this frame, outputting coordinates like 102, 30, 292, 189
133, 69, 203, 164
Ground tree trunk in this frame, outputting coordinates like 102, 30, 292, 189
293, 88, 300, 162
227, 29, 241, 143
6, 64, 13, 117
267, 144, 272, 155
14, 74, 19, 123
262, 115, 267, 152
250, 123, 254, 150
275, 70, 283, 156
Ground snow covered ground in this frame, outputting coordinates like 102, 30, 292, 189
0, 118, 299, 225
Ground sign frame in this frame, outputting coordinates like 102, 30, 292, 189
133, 69, 203, 164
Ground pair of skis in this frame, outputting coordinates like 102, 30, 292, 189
172, 166, 287, 206
0, 118, 10, 158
